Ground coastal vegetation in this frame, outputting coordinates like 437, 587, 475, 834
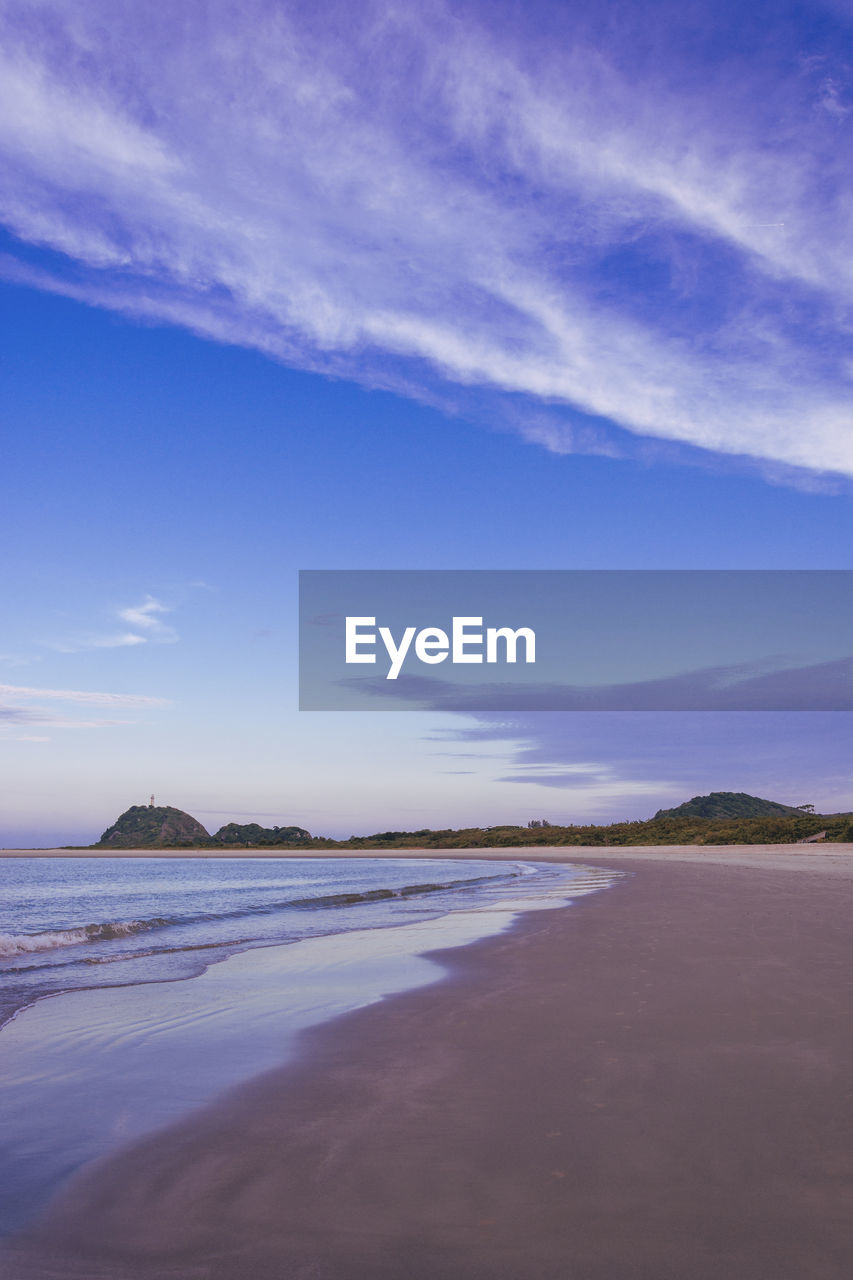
95, 806, 311, 849
91, 794, 853, 850
97, 805, 210, 847
653, 791, 806, 820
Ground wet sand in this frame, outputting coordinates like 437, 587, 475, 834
4, 848, 853, 1278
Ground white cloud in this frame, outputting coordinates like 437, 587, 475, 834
0, 683, 170, 706
47, 594, 178, 652
118, 597, 171, 631
0, 1, 851, 475
0, 682, 169, 733
495, 756, 681, 798
90, 632, 148, 648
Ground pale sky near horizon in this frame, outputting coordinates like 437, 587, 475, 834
1, 0, 852, 845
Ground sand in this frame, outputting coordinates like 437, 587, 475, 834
3, 841, 853, 871
3, 847, 853, 1279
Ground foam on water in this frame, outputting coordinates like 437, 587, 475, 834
0, 919, 168, 957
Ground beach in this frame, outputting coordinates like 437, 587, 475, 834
3, 846, 853, 1279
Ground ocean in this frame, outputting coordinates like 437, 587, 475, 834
0, 855, 620, 1233
0, 855, 619, 1027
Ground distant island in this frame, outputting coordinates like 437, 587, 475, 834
87, 792, 853, 850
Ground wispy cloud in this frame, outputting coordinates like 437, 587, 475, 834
0, 704, 44, 724
118, 597, 172, 632
0, 682, 169, 732
497, 763, 680, 802
49, 595, 178, 652
0, 683, 170, 706
0, 1, 851, 476
438, 709, 853, 819
1, 707, 139, 730
88, 633, 148, 649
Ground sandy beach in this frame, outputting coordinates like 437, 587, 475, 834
4, 841, 853, 871
4, 846, 853, 1279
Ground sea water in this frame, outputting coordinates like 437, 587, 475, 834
0, 856, 620, 1232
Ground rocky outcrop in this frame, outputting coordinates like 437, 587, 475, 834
96, 805, 210, 847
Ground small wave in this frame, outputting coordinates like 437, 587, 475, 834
0, 918, 170, 958
287, 876, 500, 910
79, 936, 262, 965
288, 888, 395, 909
0, 871, 517, 960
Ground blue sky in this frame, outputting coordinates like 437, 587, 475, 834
1, 0, 851, 845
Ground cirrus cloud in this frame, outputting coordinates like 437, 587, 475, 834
0, 681, 170, 732
0, 683, 170, 706
0, 0, 852, 477
48, 595, 178, 653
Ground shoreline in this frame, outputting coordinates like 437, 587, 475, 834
0, 858, 618, 1233
2, 843, 853, 898
3, 841, 853, 871
5, 851, 853, 1277
0, 855, 609, 1032
1, 899, 577, 1237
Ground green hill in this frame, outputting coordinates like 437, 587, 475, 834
96, 805, 210, 847
212, 822, 311, 846
653, 792, 803, 821
93, 807, 312, 848
90, 793, 850, 852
